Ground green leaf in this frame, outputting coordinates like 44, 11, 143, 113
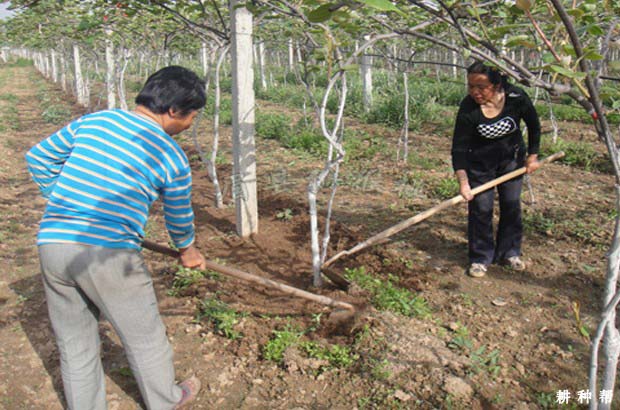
308, 4, 333, 23
491, 23, 529, 36
566, 8, 585, 18
515, 0, 533, 12
541, 53, 556, 64
505, 34, 535, 48
548, 64, 586, 79
583, 51, 603, 61
358, 0, 400, 12
562, 44, 576, 57
342, 64, 359, 71
586, 24, 604, 36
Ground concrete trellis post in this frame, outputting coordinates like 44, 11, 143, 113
230, 0, 258, 237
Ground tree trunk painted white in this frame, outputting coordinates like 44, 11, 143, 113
361, 36, 373, 111
287, 39, 294, 72
208, 45, 230, 209
117, 49, 129, 111
452, 50, 458, 78
309, 33, 399, 286
398, 72, 410, 162
105, 28, 116, 109
73, 44, 88, 107
230, 0, 258, 237
50, 50, 58, 83
45, 52, 52, 78
201, 42, 208, 78
257, 41, 267, 90
296, 41, 302, 63
59, 48, 67, 93
590, 185, 620, 410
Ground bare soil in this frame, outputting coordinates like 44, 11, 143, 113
0, 64, 615, 409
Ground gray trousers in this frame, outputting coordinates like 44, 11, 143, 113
39, 244, 183, 410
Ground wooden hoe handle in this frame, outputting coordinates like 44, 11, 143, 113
142, 240, 354, 311
321, 151, 565, 268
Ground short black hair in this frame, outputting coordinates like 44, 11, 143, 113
467, 61, 508, 89
135, 66, 206, 116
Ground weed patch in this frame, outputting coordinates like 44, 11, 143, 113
344, 267, 431, 318
196, 297, 245, 340
540, 137, 610, 173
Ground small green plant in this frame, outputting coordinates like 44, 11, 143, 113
196, 297, 245, 340
448, 323, 502, 378
540, 137, 609, 173
343, 130, 388, 162
256, 111, 292, 140
300, 341, 358, 369
470, 346, 501, 377
344, 267, 431, 318
42, 105, 71, 124
431, 176, 459, 200
2, 105, 20, 131
263, 325, 303, 363
0, 93, 18, 103
167, 266, 207, 296
407, 152, 445, 170
447, 324, 473, 352
536, 391, 558, 409
114, 367, 133, 377
523, 209, 556, 235
275, 208, 293, 221
369, 358, 391, 381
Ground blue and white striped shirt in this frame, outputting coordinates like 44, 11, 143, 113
26, 109, 196, 250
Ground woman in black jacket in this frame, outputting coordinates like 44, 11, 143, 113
452, 62, 541, 278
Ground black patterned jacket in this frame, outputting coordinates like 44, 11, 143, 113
451, 84, 541, 172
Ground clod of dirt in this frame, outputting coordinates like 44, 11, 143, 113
442, 376, 474, 400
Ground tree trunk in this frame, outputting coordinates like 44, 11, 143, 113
117, 49, 129, 111
105, 28, 116, 109
209, 45, 229, 208
73, 44, 88, 107
399, 71, 410, 162
288, 39, 294, 72
258, 41, 267, 90
361, 35, 373, 111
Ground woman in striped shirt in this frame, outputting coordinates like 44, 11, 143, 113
26, 66, 206, 409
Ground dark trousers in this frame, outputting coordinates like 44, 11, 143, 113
467, 154, 523, 265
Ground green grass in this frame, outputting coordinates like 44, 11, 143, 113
344, 267, 431, 318
431, 176, 459, 200
196, 297, 245, 340
0, 105, 20, 131
540, 137, 610, 173
167, 266, 219, 296
0, 93, 18, 103
262, 323, 358, 369
42, 104, 71, 124
262, 325, 303, 362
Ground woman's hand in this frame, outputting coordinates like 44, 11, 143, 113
456, 170, 474, 201
525, 154, 540, 174
178, 245, 207, 270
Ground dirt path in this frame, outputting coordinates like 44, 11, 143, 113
0, 63, 617, 409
